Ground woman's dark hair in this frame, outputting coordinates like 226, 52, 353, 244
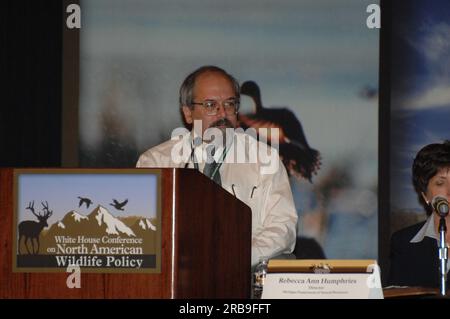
412, 140, 450, 215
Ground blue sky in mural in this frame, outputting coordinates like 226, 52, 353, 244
17, 173, 158, 224
391, 0, 450, 212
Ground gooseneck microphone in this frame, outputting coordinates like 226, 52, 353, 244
431, 195, 449, 296
431, 196, 450, 217
184, 136, 202, 169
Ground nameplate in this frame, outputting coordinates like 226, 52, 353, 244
262, 272, 383, 299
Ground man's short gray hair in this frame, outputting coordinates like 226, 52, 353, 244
179, 65, 240, 109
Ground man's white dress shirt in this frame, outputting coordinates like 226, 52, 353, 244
136, 131, 298, 266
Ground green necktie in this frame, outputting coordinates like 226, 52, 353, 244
203, 146, 222, 186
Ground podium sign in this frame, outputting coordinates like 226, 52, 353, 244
13, 169, 162, 274
262, 260, 383, 299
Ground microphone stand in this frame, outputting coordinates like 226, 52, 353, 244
438, 216, 448, 296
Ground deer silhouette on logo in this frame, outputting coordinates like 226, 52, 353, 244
18, 201, 53, 255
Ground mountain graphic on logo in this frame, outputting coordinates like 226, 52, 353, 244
138, 218, 156, 231
88, 205, 135, 236
43, 210, 89, 236
61, 210, 88, 227
41, 205, 137, 238
39, 205, 157, 255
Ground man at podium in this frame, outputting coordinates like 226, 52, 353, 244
136, 65, 298, 266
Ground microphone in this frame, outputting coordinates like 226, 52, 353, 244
432, 196, 450, 296
184, 136, 202, 169
431, 196, 450, 217
192, 136, 203, 147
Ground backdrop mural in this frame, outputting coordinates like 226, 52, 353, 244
390, 0, 450, 234
78, 0, 379, 259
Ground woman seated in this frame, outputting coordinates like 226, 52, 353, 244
389, 141, 450, 287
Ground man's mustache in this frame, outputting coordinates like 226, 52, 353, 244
209, 118, 234, 129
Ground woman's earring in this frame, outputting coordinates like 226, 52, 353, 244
421, 192, 430, 206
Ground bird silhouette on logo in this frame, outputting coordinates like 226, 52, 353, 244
239, 80, 321, 182
77, 196, 93, 209
110, 199, 128, 211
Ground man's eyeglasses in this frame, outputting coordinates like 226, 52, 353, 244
191, 99, 240, 116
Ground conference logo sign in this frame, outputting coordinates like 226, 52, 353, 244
12, 169, 161, 273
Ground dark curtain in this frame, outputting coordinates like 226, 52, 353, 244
0, 0, 62, 167
378, 0, 391, 286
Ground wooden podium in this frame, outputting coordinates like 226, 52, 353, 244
0, 168, 252, 298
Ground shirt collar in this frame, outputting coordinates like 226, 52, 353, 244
190, 131, 231, 163
410, 215, 439, 243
